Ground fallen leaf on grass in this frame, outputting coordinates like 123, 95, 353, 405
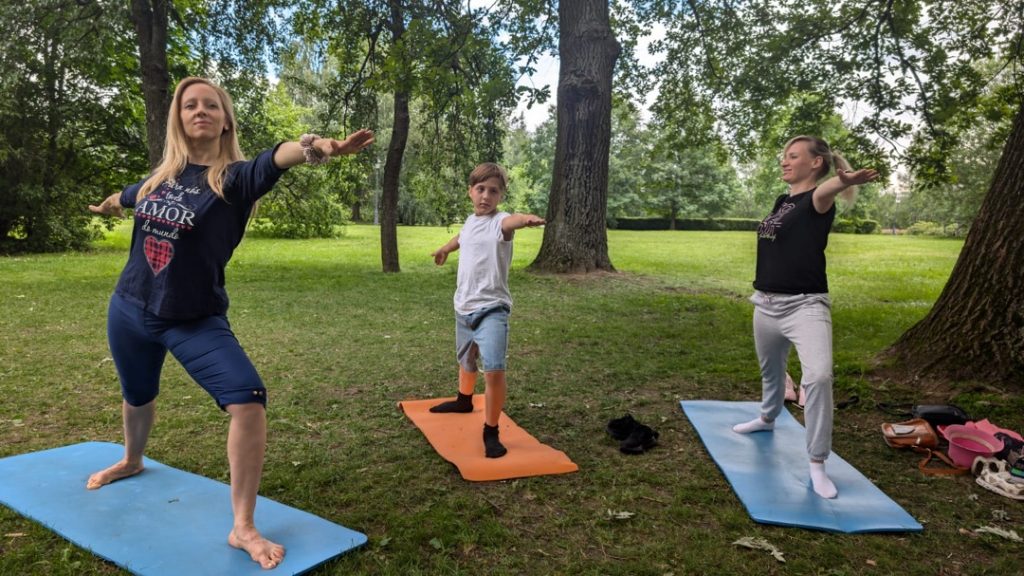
4, 533, 26, 537
733, 537, 785, 563
529, 403, 545, 408
974, 526, 1023, 542
606, 510, 635, 520
866, 559, 877, 567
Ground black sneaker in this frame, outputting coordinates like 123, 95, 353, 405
606, 414, 639, 441
620, 424, 659, 454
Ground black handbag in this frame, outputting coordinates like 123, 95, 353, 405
911, 404, 971, 427
877, 402, 971, 428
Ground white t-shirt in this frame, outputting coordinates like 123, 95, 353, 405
454, 212, 513, 315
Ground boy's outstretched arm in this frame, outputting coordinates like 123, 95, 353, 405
432, 235, 460, 265
501, 213, 545, 240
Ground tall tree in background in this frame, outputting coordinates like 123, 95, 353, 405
890, 99, 1023, 381
131, 0, 171, 169
531, 0, 621, 273
0, 0, 143, 252
131, 0, 286, 167
379, 0, 411, 272
294, 0, 551, 272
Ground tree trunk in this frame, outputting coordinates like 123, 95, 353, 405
886, 99, 1024, 383
350, 196, 363, 222
380, 0, 409, 273
529, 0, 620, 273
130, 0, 171, 169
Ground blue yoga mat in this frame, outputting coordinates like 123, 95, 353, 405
680, 400, 922, 533
0, 442, 367, 575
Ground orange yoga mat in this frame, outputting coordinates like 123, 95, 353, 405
399, 395, 579, 481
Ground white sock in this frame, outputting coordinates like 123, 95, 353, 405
732, 417, 774, 434
810, 461, 837, 499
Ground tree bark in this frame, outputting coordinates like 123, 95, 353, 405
350, 196, 363, 222
130, 0, 171, 169
886, 99, 1024, 383
530, 0, 620, 273
380, 0, 409, 273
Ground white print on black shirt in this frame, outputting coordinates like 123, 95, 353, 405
135, 181, 202, 236
757, 202, 795, 241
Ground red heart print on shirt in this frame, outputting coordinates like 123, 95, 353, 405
144, 235, 174, 275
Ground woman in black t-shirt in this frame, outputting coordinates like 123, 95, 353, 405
88, 77, 373, 569
732, 136, 877, 499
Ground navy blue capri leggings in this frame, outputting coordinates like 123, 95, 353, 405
107, 293, 267, 409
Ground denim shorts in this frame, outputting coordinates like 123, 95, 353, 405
455, 304, 510, 372
107, 293, 267, 409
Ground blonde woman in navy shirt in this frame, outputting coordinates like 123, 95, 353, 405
731, 136, 877, 499
88, 77, 373, 569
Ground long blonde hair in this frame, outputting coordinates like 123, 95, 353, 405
137, 77, 245, 201
783, 135, 857, 204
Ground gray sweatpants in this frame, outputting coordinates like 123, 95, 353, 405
750, 290, 834, 461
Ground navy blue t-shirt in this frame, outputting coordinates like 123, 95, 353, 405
115, 148, 286, 319
753, 189, 836, 295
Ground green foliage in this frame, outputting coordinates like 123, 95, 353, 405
243, 83, 355, 238
286, 0, 549, 242
832, 219, 879, 234
647, 0, 1021, 178
0, 0, 146, 253
506, 98, 740, 224
613, 217, 760, 231
178, 0, 286, 110
905, 220, 964, 237
501, 109, 555, 218
900, 57, 1018, 231
607, 98, 651, 217
644, 144, 740, 222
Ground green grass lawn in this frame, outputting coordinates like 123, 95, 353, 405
1, 224, 1020, 575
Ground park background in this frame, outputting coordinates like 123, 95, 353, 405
2, 0, 1023, 574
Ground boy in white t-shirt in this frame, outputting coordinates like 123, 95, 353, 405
429, 163, 545, 458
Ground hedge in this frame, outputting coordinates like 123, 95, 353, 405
611, 217, 879, 234
611, 217, 760, 231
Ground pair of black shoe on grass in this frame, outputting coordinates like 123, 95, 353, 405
606, 414, 659, 454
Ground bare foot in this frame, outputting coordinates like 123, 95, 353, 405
229, 527, 285, 570
86, 459, 144, 489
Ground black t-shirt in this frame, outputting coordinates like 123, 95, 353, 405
753, 189, 836, 295
115, 148, 286, 319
